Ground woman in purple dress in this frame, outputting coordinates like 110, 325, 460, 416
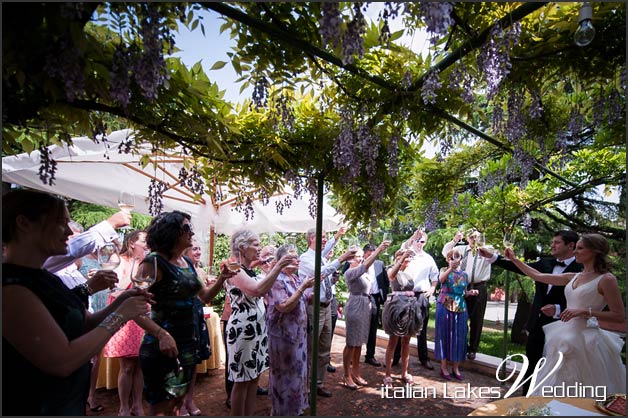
266, 244, 315, 416
434, 249, 478, 380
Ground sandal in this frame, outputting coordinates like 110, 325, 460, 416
341, 376, 358, 390
86, 402, 105, 413
352, 375, 368, 386
383, 376, 393, 387
402, 373, 414, 384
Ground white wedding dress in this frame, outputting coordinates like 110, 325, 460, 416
530, 274, 626, 397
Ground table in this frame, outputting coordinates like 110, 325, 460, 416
468, 396, 604, 416
96, 309, 225, 390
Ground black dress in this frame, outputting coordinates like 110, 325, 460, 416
139, 254, 202, 404
2, 263, 90, 416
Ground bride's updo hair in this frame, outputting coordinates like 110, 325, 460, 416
580, 233, 610, 273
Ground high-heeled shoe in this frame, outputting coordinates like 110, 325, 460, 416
341, 376, 358, 390
440, 370, 452, 381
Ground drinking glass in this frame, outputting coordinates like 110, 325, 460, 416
382, 232, 391, 256
206, 267, 218, 286
227, 255, 241, 273
503, 233, 514, 251
348, 238, 360, 252
131, 256, 157, 290
118, 191, 135, 214
98, 243, 121, 271
98, 243, 122, 292
285, 236, 298, 268
475, 232, 486, 248
268, 233, 278, 248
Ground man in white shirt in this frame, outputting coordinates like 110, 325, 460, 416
362, 243, 389, 367
298, 228, 355, 398
397, 229, 439, 370
442, 229, 492, 360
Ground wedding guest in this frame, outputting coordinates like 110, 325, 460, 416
266, 244, 315, 416
2, 189, 149, 416
477, 230, 582, 394
342, 239, 390, 389
299, 228, 356, 398
504, 234, 626, 396
362, 243, 390, 368
224, 229, 295, 416
434, 249, 478, 380
103, 230, 148, 416
382, 249, 423, 387
442, 229, 492, 360
180, 239, 211, 416
134, 212, 230, 416
396, 229, 438, 370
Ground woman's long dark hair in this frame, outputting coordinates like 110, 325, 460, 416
146, 211, 191, 259
3, 189, 66, 244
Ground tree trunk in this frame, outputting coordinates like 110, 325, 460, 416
511, 294, 530, 345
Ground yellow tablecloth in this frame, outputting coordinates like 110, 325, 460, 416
468, 396, 603, 416
96, 310, 225, 390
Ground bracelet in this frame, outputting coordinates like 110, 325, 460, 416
98, 312, 127, 336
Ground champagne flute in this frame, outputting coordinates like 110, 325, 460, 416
502, 233, 514, 260
381, 232, 391, 256
475, 232, 486, 248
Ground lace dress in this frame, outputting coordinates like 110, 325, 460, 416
530, 274, 626, 396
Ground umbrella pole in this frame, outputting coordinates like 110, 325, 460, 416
309, 172, 324, 415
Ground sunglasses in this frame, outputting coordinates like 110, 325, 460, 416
415, 239, 426, 244
182, 224, 194, 234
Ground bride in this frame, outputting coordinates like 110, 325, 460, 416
504, 233, 626, 396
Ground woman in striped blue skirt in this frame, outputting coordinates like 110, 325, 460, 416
434, 249, 478, 381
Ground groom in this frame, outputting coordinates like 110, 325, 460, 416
478, 230, 582, 394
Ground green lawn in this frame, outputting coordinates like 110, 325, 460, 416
422, 305, 526, 359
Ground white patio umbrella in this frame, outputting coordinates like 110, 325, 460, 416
2, 129, 344, 261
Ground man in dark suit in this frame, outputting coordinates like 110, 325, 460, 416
478, 230, 582, 394
362, 243, 390, 367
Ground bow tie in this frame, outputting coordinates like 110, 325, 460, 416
555, 260, 567, 267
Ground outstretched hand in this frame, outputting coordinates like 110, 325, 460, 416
477, 247, 494, 258
503, 247, 516, 260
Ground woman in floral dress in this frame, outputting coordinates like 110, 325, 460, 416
434, 249, 478, 380
266, 244, 315, 416
224, 229, 296, 416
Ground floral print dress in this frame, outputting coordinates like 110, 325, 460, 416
224, 266, 269, 382
266, 272, 309, 416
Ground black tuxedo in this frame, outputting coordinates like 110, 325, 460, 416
493, 255, 582, 393
365, 260, 390, 360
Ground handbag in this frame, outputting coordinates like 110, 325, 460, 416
442, 295, 463, 313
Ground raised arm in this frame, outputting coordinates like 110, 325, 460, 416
198, 261, 235, 304
273, 277, 316, 314
388, 250, 411, 281
362, 240, 390, 270
503, 248, 574, 285
229, 253, 296, 298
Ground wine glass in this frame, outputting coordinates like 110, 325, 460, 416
206, 267, 218, 286
118, 191, 135, 214
131, 256, 157, 290
348, 238, 360, 252
98, 243, 122, 292
227, 254, 241, 273
98, 243, 121, 271
503, 233, 514, 260
268, 233, 278, 248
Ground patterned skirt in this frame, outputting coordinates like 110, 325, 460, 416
382, 294, 423, 337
